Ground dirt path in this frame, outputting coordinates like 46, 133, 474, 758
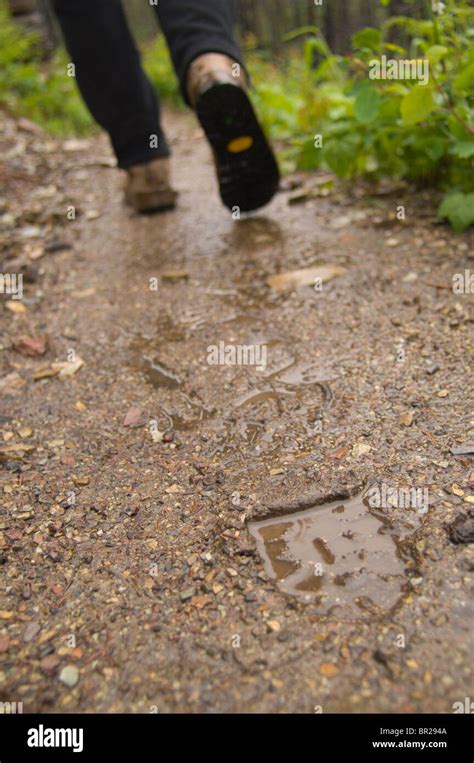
0, 108, 472, 713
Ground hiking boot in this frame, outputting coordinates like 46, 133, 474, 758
187, 53, 280, 213
124, 158, 178, 214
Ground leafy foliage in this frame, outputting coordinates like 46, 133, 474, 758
0, 1, 93, 134
250, 0, 474, 230
0, 0, 472, 230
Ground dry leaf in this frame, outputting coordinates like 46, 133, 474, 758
5, 301, 27, 314
267, 265, 345, 292
13, 335, 48, 357
319, 662, 339, 677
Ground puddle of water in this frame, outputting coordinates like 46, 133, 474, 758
249, 492, 408, 617
232, 387, 292, 410
143, 357, 181, 389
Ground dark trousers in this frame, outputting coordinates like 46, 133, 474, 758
52, 0, 243, 168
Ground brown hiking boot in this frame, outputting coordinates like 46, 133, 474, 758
124, 158, 178, 214
186, 53, 280, 213
187, 53, 248, 108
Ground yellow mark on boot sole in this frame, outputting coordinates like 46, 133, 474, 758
227, 136, 254, 153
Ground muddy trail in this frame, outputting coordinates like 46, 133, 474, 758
0, 109, 472, 713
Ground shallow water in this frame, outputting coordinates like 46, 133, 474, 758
249, 492, 408, 617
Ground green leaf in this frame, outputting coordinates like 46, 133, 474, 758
354, 86, 381, 124
400, 85, 435, 125
352, 27, 381, 52
438, 192, 474, 233
453, 62, 474, 94
425, 45, 448, 64
451, 141, 474, 159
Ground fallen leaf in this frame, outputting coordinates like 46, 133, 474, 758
13, 335, 48, 357
0, 635, 10, 653
320, 662, 339, 677
122, 407, 146, 427
5, 301, 26, 314
399, 411, 415, 427
267, 265, 345, 292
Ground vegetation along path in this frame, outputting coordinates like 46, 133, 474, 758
0, 106, 472, 712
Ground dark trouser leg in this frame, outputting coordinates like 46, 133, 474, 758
154, 0, 244, 105
51, 0, 170, 168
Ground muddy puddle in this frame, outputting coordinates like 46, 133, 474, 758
249, 492, 409, 618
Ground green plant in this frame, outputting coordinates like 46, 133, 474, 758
251, 0, 474, 230
143, 36, 182, 109
0, 0, 93, 134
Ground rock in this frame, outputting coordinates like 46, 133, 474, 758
179, 588, 196, 602
448, 510, 474, 544
59, 665, 79, 687
22, 621, 40, 643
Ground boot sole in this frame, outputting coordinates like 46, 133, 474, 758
125, 190, 178, 215
196, 83, 280, 213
